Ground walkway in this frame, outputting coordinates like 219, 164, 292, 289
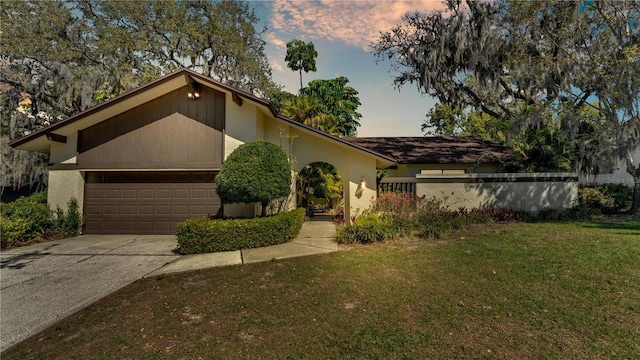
149, 219, 338, 275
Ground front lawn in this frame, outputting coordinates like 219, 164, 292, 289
5, 218, 640, 359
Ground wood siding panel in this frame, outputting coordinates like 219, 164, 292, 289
78, 86, 225, 169
78, 112, 223, 169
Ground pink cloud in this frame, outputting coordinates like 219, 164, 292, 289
269, 0, 446, 50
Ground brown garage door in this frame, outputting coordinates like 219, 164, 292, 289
84, 172, 220, 234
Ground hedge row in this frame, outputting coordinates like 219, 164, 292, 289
176, 208, 305, 254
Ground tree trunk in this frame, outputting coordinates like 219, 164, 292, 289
632, 169, 640, 216
626, 157, 640, 216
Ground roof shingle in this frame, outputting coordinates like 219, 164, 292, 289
344, 136, 513, 164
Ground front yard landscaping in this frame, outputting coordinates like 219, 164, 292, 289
4, 217, 639, 359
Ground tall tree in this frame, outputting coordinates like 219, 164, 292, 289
285, 39, 318, 91
272, 76, 362, 138
374, 0, 640, 213
301, 77, 362, 137
0, 0, 276, 190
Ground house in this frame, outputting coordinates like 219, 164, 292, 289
10, 68, 395, 234
12, 68, 564, 235
346, 137, 577, 212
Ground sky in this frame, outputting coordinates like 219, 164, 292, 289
251, 0, 447, 137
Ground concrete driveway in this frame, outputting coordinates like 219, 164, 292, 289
0, 235, 180, 352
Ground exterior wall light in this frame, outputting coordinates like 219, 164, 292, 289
187, 85, 201, 100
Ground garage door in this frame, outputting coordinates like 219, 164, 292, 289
84, 172, 220, 234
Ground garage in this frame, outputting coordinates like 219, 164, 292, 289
84, 172, 220, 234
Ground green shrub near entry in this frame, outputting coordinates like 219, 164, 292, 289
176, 208, 305, 254
215, 141, 292, 216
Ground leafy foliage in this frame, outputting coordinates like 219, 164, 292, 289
274, 76, 363, 138
423, 103, 507, 143
53, 198, 84, 238
579, 184, 633, 214
337, 193, 498, 244
215, 141, 292, 216
285, 39, 318, 91
296, 162, 343, 215
1, 192, 82, 248
176, 208, 305, 254
374, 0, 640, 210
301, 77, 362, 137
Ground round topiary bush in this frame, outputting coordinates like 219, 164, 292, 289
215, 141, 291, 216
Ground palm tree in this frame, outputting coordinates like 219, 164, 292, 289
280, 96, 340, 136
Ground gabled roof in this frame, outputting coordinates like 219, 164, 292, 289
9, 68, 396, 167
344, 136, 513, 164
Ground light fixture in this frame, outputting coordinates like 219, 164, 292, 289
188, 84, 201, 100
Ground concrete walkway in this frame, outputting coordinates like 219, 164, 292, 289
149, 219, 338, 275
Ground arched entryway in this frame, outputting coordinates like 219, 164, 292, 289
296, 161, 344, 220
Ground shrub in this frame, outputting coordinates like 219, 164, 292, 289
579, 187, 614, 211
336, 214, 407, 244
1, 192, 85, 248
215, 141, 292, 216
597, 183, 633, 213
579, 184, 633, 214
0, 216, 30, 248
53, 198, 84, 238
176, 208, 305, 254
523, 204, 594, 222
373, 192, 419, 224
1, 191, 53, 244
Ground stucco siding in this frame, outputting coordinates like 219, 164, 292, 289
415, 173, 578, 212
345, 151, 377, 218
49, 131, 79, 164
224, 95, 259, 158
48, 170, 85, 214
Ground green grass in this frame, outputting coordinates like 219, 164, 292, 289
5, 218, 640, 359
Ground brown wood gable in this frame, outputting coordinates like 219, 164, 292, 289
77, 85, 225, 169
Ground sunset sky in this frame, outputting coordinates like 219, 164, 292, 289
252, 0, 447, 137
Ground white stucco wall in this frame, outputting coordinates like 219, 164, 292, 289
414, 173, 578, 212
48, 170, 85, 214
49, 131, 79, 164
224, 96, 260, 159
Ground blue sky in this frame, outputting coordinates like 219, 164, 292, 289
251, 0, 446, 137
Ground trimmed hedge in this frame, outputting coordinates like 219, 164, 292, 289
176, 208, 305, 254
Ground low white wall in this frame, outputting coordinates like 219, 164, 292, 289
411, 173, 578, 212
